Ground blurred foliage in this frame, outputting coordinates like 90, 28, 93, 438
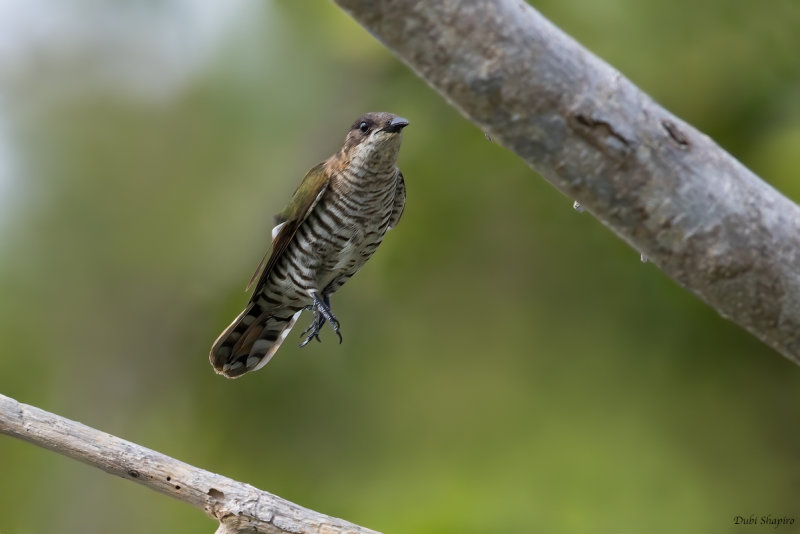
1, 1, 799, 533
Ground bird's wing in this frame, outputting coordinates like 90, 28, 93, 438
387, 170, 406, 230
246, 163, 329, 291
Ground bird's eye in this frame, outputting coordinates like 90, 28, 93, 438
359, 121, 369, 133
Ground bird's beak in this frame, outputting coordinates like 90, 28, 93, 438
384, 117, 410, 133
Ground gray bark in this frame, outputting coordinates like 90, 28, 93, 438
331, 0, 800, 365
0, 393, 379, 534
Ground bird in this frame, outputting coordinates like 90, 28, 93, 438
210, 112, 409, 378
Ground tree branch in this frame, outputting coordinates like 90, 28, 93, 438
331, 0, 800, 365
0, 393, 379, 534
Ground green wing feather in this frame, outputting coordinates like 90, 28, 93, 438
246, 163, 329, 291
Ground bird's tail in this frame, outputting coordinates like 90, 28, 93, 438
210, 304, 301, 378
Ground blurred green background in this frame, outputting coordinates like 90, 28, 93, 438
1, 1, 799, 533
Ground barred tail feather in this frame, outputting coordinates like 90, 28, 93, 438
210, 305, 301, 378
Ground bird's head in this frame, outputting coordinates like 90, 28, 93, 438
338, 112, 409, 172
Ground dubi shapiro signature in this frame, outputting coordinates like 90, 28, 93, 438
734, 515, 796, 529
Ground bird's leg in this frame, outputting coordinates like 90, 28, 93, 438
318, 293, 342, 343
299, 292, 343, 347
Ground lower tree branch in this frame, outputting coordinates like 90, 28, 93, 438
0, 393, 379, 534
332, 0, 800, 365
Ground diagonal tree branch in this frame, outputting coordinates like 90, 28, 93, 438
331, 0, 800, 365
0, 393, 379, 534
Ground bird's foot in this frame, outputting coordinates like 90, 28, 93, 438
299, 293, 342, 347
299, 307, 325, 347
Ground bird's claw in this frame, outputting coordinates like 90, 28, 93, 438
299, 293, 343, 347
